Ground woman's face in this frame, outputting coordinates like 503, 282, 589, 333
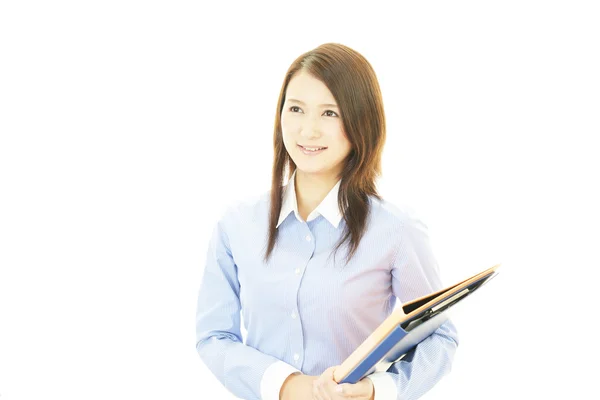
281, 71, 352, 180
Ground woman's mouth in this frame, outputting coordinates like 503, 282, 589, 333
298, 144, 327, 155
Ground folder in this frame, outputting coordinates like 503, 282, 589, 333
333, 264, 500, 384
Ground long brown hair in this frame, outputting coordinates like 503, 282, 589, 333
263, 42, 387, 268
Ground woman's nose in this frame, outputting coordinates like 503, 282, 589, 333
300, 115, 321, 138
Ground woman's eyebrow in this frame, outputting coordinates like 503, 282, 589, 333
287, 98, 338, 108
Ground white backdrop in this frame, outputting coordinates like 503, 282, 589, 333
1, 1, 599, 399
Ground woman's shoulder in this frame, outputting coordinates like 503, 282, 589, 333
369, 195, 429, 230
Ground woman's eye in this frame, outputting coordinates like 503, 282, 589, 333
288, 106, 338, 118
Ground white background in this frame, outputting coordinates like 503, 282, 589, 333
1, 1, 599, 399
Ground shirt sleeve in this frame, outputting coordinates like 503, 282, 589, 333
367, 213, 460, 400
195, 210, 301, 400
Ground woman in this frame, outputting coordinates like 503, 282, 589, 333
196, 42, 459, 400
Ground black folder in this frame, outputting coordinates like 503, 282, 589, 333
333, 264, 500, 384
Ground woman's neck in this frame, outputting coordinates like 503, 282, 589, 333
294, 170, 339, 221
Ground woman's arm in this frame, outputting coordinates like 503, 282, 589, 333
368, 213, 459, 400
195, 210, 303, 400
367, 321, 458, 400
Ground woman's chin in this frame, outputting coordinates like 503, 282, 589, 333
294, 165, 330, 176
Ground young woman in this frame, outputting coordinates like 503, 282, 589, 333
196, 42, 459, 400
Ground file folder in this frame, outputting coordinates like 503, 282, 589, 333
333, 264, 500, 384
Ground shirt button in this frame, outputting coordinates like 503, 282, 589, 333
294, 268, 301, 275
293, 353, 299, 361
305, 235, 311, 241
291, 311, 297, 319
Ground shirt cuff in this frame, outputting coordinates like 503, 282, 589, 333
260, 360, 302, 400
366, 372, 397, 400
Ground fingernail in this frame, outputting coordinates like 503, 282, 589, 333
336, 385, 343, 393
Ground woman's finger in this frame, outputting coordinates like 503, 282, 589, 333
313, 379, 326, 400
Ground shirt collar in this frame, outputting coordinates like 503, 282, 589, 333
276, 169, 343, 229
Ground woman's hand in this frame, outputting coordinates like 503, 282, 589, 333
312, 366, 374, 400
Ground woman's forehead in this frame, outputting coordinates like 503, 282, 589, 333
286, 73, 336, 105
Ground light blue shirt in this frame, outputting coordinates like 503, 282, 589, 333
196, 170, 459, 400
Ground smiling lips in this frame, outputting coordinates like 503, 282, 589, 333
298, 144, 327, 155
298, 144, 327, 151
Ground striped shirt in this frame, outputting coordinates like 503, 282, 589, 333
196, 170, 459, 399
